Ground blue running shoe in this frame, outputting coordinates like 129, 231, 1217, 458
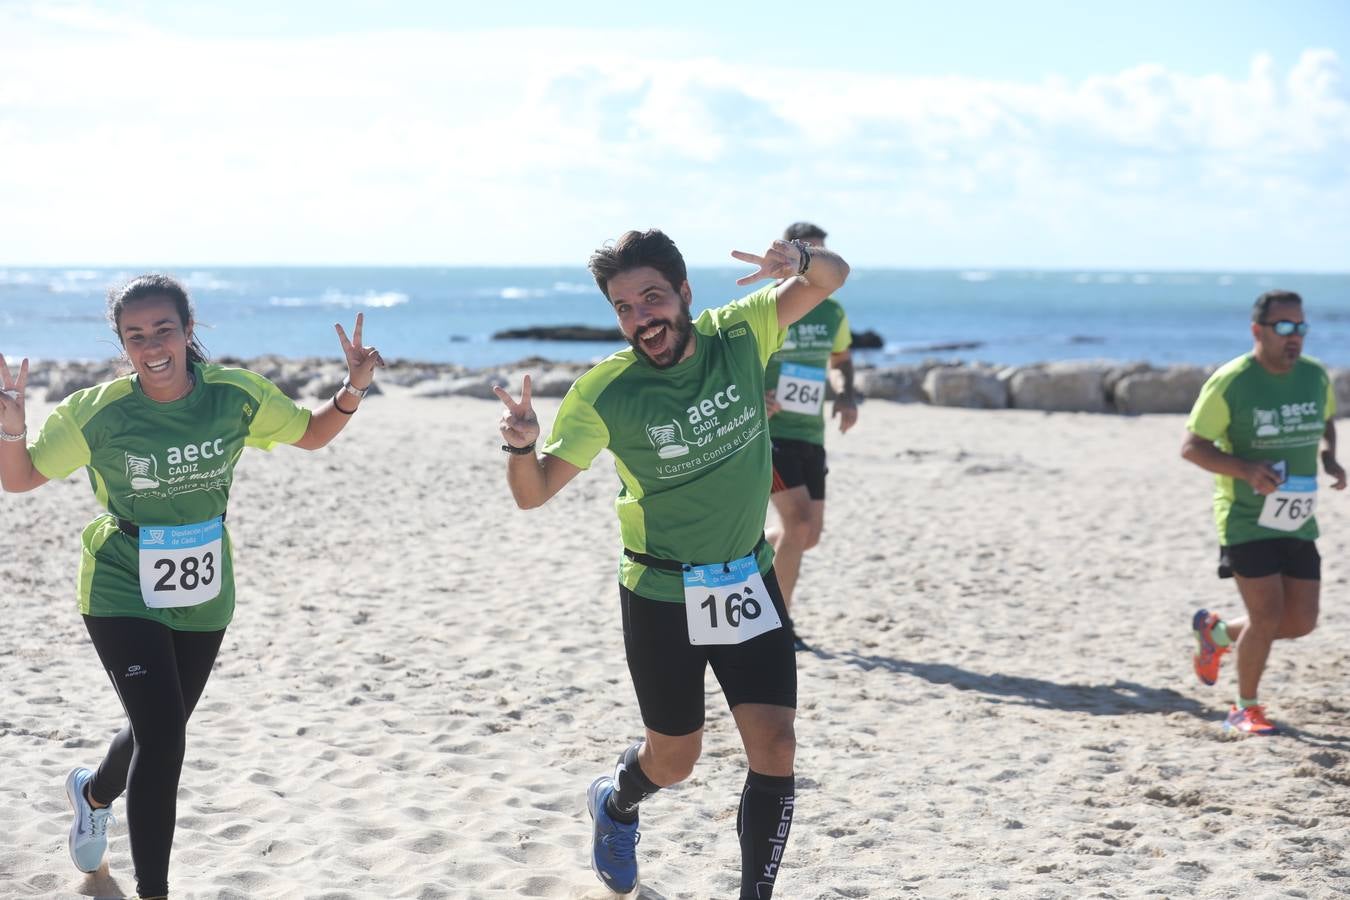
586, 775, 640, 894
65, 766, 113, 873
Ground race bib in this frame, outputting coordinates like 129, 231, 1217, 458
1257, 476, 1317, 532
682, 553, 782, 645
777, 363, 826, 416
138, 517, 223, 608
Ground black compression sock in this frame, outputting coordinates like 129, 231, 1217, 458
606, 741, 659, 824
737, 770, 795, 900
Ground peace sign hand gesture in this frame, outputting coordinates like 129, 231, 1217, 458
334, 313, 386, 390
731, 239, 805, 286
493, 375, 540, 449
0, 353, 30, 437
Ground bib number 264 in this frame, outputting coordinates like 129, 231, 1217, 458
138, 516, 224, 609
682, 554, 782, 645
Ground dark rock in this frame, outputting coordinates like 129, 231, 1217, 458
492, 325, 623, 342
904, 340, 984, 354
850, 329, 884, 350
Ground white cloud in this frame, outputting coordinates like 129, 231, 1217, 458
0, 3, 1346, 268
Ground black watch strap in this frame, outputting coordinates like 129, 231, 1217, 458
501, 442, 536, 455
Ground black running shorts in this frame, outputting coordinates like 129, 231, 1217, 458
1218, 539, 1321, 580
770, 437, 828, 500
619, 568, 797, 737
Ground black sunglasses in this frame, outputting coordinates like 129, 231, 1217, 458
1260, 320, 1309, 337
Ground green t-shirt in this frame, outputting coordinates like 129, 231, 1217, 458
1186, 354, 1336, 546
29, 363, 311, 630
765, 298, 851, 445
542, 286, 787, 602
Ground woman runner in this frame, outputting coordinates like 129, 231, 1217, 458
0, 274, 384, 899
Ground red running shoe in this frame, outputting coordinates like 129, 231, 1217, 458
1191, 608, 1230, 686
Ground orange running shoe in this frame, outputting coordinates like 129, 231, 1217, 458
1224, 705, 1279, 735
1191, 608, 1230, 686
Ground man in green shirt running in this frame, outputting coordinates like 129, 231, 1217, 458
493, 229, 848, 899
763, 222, 858, 633
1182, 289, 1345, 736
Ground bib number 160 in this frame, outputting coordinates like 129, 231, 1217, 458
681, 554, 782, 645
699, 587, 762, 629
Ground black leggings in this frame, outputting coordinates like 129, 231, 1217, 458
82, 616, 225, 898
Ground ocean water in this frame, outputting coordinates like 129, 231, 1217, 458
1, 267, 1347, 369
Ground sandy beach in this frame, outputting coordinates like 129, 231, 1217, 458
2, 389, 1347, 899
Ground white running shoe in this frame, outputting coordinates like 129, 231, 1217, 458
64, 767, 113, 873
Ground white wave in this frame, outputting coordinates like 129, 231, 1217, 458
1132, 274, 1152, 284
1097, 273, 1126, 284
269, 289, 409, 309
1073, 273, 1093, 283
1217, 275, 1235, 286
498, 287, 549, 300
958, 270, 994, 282
181, 271, 236, 291
48, 270, 111, 293
552, 281, 593, 294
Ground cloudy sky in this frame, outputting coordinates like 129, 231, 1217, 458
2, 1, 1347, 269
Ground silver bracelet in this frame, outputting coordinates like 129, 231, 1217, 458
0, 425, 27, 442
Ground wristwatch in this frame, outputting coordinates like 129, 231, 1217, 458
340, 379, 369, 399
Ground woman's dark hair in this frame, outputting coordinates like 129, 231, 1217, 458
107, 274, 209, 364
588, 229, 688, 300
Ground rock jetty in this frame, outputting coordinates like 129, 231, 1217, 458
20, 355, 1350, 417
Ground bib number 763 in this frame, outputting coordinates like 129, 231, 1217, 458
682, 554, 782, 645
1257, 475, 1317, 533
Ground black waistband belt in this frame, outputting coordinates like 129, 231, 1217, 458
116, 511, 226, 540
623, 535, 767, 573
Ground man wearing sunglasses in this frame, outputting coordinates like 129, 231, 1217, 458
1181, 289, 1346, 735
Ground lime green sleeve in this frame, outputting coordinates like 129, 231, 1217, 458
29, 401, 93, 480
712, 286, 786, 368
1186, 374, 1230, 441
833, 309, 853, 353
1327, 373, 1338, 419
542, 389, 609, 470
243, 374, 311, 450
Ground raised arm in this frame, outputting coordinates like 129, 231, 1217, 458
293, 313, 386, 451
731, 239, 850, 329
493, 375, 582, 509
0, 354, 49, 493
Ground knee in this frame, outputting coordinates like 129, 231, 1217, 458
1243, 605, 1284, 637
1287, 609, 1319, 638
802, 524, 823, 551
781, 515, 814, 548
646, 737, 702, 785
136, 723, 187, 766
752, 723, 797, 774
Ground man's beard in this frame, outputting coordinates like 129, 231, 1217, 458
630, 305, 694, 369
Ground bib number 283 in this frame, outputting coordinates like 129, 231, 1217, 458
138, 516, 224, 609
683, 554, 782, 645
